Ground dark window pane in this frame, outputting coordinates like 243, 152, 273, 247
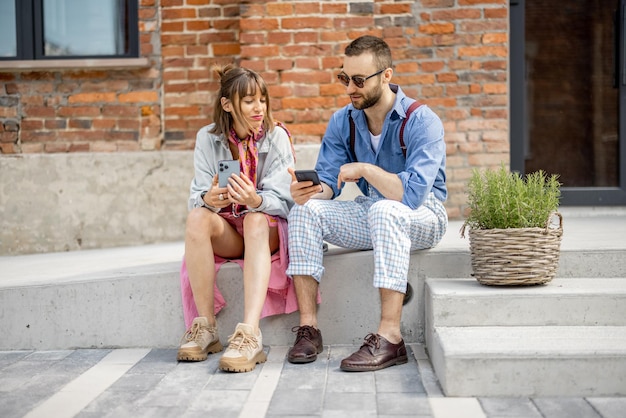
0, 0, 17, 57
43, 0, 127, 56
525, 1, 619, 187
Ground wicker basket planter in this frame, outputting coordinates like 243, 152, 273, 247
464, 212, 563, 286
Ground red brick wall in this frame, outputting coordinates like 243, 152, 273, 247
0, 0, 510, 219
0, 0, 161, 153
160, 0, 241, 148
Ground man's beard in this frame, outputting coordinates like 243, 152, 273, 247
351, 84, 383, 110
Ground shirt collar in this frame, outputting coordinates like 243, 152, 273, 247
389, 84, 411, 119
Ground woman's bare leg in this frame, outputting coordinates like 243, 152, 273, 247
241, 213, 279, 333
184, 207, 243, 325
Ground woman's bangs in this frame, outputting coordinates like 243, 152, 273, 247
236, 76, 258, 100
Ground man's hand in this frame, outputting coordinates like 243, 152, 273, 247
339, 162, 405, 202
288, 167, 323, 205
337, 162, 365, 189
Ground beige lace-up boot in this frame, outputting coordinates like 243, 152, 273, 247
218, 323, 267, 372
177, 317, 222, 361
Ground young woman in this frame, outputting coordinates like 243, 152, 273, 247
178, 64, 295, 372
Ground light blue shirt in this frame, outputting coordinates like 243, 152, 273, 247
315, 84, 447, 209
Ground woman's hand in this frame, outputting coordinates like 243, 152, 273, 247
208, 176, 232, 208
227, 173, 262, 208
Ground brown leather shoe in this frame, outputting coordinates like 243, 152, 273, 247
340, 333, 408, 372
287, 325, 323, 364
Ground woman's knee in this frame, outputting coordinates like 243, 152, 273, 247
185, 208, 218, 240
242, 212, 270, 238
243, 211, 268, 229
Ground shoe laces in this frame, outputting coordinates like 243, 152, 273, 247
227, 329, 259, 351
182, 321, 203, 343
291, 325, 316, 343
180, 321, 214, 346
361, 333, 381, 353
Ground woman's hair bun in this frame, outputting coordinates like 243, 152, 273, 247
212, 63, 236, 81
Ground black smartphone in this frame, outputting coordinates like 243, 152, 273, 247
295, 169, 321, 185
218, 160, 240, 187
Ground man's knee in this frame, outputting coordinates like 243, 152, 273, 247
288, 203, 304, 222
367, 200, 405, 228
369, 199, 398, 215
288, 200, 320, 225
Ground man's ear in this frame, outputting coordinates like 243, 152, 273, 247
383, 67, 393, 83
221, 97, 232, 112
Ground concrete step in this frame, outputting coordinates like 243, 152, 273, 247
0, 243, 459, 350
0, 218, 469, 350
1, 215, 626, 350
428, 325, 626, 397
424, 278, 626, 397
425, 278, 626, 328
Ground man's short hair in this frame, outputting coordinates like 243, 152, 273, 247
345, 35, 392, 70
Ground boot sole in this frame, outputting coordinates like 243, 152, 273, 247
287, 354, 318, 364
287, 345, 324, 364
218, 350, 267, 373
340, 354, 408, 372
177, 340, 223, 362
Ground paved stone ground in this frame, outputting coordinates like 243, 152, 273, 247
1, 344, 625, 418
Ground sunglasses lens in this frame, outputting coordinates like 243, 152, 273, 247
352, 77, 365, 88
337, 74, 350, 86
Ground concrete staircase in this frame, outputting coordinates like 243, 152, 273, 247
425, 278, 626, 397
421, 210, 626, 397
1, 208, 625, 397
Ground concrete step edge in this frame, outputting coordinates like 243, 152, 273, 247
429, 325, 626, 396
433, 325, 626, 357
426, 277, 626, 297
425, 278, 626, 327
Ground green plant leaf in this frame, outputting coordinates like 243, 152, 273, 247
464, 163, 561, 229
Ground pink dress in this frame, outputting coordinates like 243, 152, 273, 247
179, 216, 301, 329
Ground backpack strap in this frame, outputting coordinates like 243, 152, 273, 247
399, 101, 423, 157
348, 109, 357, 161
349, 101, 423, 160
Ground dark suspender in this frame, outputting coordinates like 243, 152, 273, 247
348, 109, 357, 161
348, 100, 422, 160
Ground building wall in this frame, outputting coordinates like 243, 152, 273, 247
158, 0, 511, 217
0, 0, 163, 153
0, 0, 509, 254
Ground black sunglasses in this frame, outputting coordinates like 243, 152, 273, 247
337, 69, 385, 88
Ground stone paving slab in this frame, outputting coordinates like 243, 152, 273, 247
1, 346, 625, 418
